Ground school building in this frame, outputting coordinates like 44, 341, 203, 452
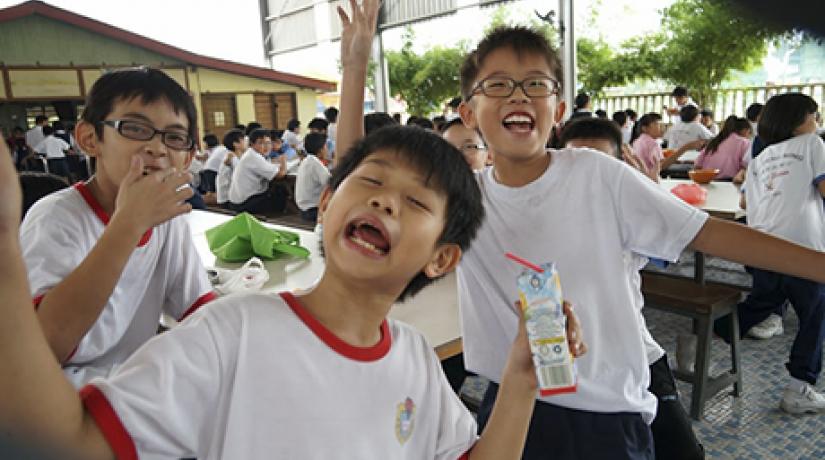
0, 0, 336, 142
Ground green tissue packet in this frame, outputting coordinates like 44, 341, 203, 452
205, 212, 310, 262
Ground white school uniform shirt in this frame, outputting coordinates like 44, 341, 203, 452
744, 133, 825, 251
81, 292, 477, 460
458, 148, 708, 423
282, 129, 303, 150
626, 253, 665, 364
669, 98, 697, 124
203, 145, 228, 172
229, 148, 281, 204
34, 135, 70, 159
295, 154, 331, 211
216, 155, 238, 205
20, 183, 216, 388
664, 121, 713, 151
25, 125, 45, 149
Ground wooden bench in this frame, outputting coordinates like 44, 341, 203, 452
641, 272, 743, 420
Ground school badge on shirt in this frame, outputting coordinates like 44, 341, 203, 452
395, 397, 416, 444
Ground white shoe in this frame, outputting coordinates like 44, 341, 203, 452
780, 383, 825, 414
748, 314, 783, 340
676, 334, 696, 374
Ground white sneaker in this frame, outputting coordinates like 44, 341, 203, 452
676, 334, 696, 374
748, 314, 783, 340
780, 383, 825, 414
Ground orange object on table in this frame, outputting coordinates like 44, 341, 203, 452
670, 183, 707, 205
688, 169, 720, 184
662, 148, 676, 158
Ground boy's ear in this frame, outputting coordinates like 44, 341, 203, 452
74, 120, 100, 157
423, 243, 462, 278
554, 100, 567, 125
458, 101, 477, 130
182, 149, 194, 169
317, 185, 333, 224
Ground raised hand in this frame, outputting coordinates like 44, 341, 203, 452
337, 0, 381, 68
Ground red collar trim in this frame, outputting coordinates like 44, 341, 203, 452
280, 292, 391, 362
73, 182, 153, 247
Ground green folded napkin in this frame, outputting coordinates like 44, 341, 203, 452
205, 212, 310, 262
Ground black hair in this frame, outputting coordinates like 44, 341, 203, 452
81, 67, 196, 143
222, 129, 244, 151
203, 134, 219, 148
271, 129, 285, 141
245, 122, 263, 136
432, 115, 447, 132
308, 117, 329, 132
287, 119, 300, 131
679, 105, 700, 123
323, 107, 339, 123
328, 126, 484, 302
410, 117, 434, 130
758, 93, 818, 147
35, 115, 48, 124
248, 128, 271, 145
672, 86, 688, 98
448, 96, 462, 109
559, 117, 623, 157
460, 26, 563, 101
612, 111, 627, 126
392, 113, 402, 123
574, 93, 591, 110
594, 109, 607, 119
303, 132, 327, 155
235, 124, 246, 132
41, 125, 54, 136
704, 116, 751, 155
624, 108, 638, 121
52, 121, 65, 131
700, 109, 714, 118
630, 112, 662, 144
745, 103, 764, 122
441, 118, 466, 135
364, 112, 397, 135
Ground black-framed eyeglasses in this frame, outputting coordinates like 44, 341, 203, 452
469, 76, 560, 99
99, 120, 194, 150
459, 143, 487, 153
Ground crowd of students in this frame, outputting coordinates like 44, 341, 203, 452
2, 0, 825, 459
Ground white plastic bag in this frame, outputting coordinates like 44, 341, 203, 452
210, 257, 270, 295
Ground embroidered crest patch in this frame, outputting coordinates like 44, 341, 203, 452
395, 397, 416, 444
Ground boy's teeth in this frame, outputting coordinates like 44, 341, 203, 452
504, 114, 532, 123
349, 234, 384, 254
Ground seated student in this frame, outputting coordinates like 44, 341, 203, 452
217, 129, 245, 210
18, 67, 215, 388
34, 125, 71, 178
324, 106, 339, 144
268, 131, 298, 160
569, 92, 593, 119
282, 118, 302, 151
294, 132, 330, 223
695, 116, 752, 180
631, 112, 705, 176
0, 114, 586, 460
665, 86, 698, 124
200, 133, 227, 198
560, 117, 704, 460
700, 109, 719, 136
308, 117, 336, 160
441, 118, 488, 171
663, 105, 714, 151
611, 111, 632, 144
229, 128, 288, 214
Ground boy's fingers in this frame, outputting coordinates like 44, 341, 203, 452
123, 156, 144, 185
336, 5, 350, 26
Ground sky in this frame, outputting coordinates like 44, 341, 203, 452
0, 0, 674, 79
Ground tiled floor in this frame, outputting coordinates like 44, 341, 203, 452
460, 253, 825, 459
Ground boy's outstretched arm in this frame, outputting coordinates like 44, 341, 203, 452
0, 142, 112, 459
690, 217, 825, 284
332, 0, 379, 168
469, 302, 585, 460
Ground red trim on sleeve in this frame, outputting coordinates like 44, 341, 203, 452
178, 291, 218, 321
73, 182, 153, 247
457, 450, 472, 460
280, 292, 391, 362
33, 294, 45, 308
79, 385, 138, 460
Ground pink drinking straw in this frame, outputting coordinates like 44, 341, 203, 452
505, 252, 544, 273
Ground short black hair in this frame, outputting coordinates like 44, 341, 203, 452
625, 108, 638, 121
559, 117, 623, 157
81, 67, 196, 142
594, 109, 607, 119
287, 119, 300, 131
630, 112, 662, 144
308, 117, 329, 132
758, 93, 818, 146
323, 107, 339, 123
448, 96, 462, 109
270, 130, 284, 142
680, 105, 700, 123
672, 86, 689, 98
303, 132, 327, 155
745, 103, 764, 122
329, 126, 484, 302
700, 109, 714, 118
245, 122, 263, 136
612, 111, 627, 126
364, 112, 396, 135
574, 93, 590, 110
460, 26, 563, 101
222, 129, 244, 151
41, 125, 54, 136
432, 115, 447, 132
410, 117, 434, 130
248, 128, 271, 145
441, 118, 466, 135
35, 115, 48, 124
203, 134, 219, 148
52, 121, 65, 131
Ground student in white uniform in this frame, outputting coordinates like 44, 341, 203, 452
663, 105, 714, 151
18, 68, 215, 389
0, 61, 586, 460
295, 131, 331, 223
25, 114, 48, 149
199, 133, 225, 195
216, 128, 244, 210
229, 128, 288, 214
34, 125, 71, 178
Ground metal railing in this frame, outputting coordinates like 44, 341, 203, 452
593, 83, 825, 119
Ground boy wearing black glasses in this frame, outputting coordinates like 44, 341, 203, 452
19, 67, 216, 388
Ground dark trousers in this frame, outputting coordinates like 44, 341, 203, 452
478, 382, 654, 460
47, 158, 69, 178
300, 207, 318, 223
715, 268, 825, 384
648, 355, 704, 460
232, 187, 287, 215
200, 170, 217, 193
